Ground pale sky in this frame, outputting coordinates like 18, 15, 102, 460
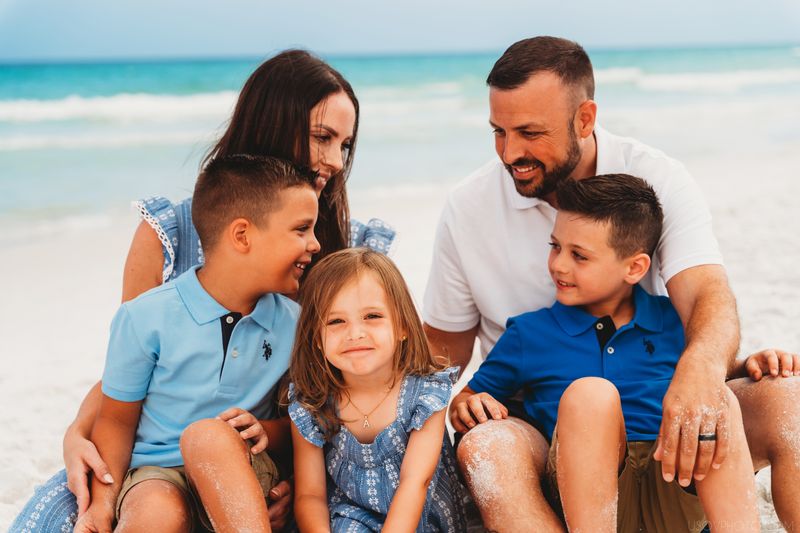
1, 0, 799, 62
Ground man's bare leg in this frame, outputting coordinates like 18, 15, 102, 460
555, 378, 626, 533
456, 417, 565, 532
728, 376, 800, 531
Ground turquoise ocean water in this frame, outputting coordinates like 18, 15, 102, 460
1, 44, 799, 232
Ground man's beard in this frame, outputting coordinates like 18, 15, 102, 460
506, 124, 582, 199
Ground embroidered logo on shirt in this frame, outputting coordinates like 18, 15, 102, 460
643, 339, 655, 355
262, 340, 272, 362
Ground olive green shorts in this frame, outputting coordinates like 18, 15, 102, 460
116, 451, 279, 532
546, 428, 707, 533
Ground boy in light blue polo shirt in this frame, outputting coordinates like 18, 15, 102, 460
76, 156, 321, 533
450, 175, 758, 533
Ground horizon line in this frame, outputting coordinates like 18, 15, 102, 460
1, 40, 799, 67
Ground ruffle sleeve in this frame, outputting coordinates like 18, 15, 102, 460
287, 383, 326, 448
350, 218, 395, 255
407, 367, 460, 431
132, 196, 179, 283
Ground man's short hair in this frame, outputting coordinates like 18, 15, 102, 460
487, 36, 595, 102
192, 155, 316, 251
555, 174, 663, 258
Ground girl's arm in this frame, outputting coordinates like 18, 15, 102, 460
291, 422, 331, 533
383, 409, 448, 533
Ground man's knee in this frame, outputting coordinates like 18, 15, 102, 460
118, 480, 191, 532
559, 377, 621, 420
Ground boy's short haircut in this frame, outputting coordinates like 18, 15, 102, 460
555, 174, 663, 258
192, 155, 316, 250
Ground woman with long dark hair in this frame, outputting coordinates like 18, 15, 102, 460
11, 49, 394, 533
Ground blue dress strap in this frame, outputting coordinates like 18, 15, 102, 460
133, 196, 204, 283
405, 367, 459, 431
133, 196, 179, 283
287, 383, 326, 448
350, 218, 395, 255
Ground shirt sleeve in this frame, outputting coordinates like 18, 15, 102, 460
101, 305, 157, 402
422, 198, 480, 332
653, 159, 724, 283
467, 318, 525, 402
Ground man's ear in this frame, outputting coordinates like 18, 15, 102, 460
624, 252, 651, 285
227, 218, 252, 253
576, 99, 597, 140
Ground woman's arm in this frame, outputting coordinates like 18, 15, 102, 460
74, 396, 143, 533
121, 220, 166, 302
291, 422, 331, 533
383, 409, 448, 533
63, 220, 165, 515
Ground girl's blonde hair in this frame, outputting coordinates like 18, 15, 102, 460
289, 247, 444, 439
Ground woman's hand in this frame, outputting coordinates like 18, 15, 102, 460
745, 348, 800, 381
267, 479, 293, 530
63, 424, 114, 516
217, 407, 269, 454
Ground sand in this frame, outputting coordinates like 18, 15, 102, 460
2, 143, 799, 530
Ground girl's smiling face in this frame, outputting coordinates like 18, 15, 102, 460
322, 271, 403, 384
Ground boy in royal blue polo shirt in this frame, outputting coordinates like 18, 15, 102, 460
450, 174, 758, 533
75, 156, 320, 533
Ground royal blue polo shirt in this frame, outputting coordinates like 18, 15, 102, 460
468, 285, 685, 442
101, 265, 299, 468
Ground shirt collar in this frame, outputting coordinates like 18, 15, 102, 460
550, 285, 663, 336
594, 124, 626, 176
175, 266, 277, 331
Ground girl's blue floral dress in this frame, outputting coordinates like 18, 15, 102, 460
10, 196, 396, 533
288, 368, 468, 532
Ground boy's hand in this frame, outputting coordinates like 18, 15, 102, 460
449, 388, 508, 433
73, 503, 114, 533
745, 348, 800, 381
217, 407, 268, 454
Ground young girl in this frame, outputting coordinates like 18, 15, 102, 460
288, 248, 467, 532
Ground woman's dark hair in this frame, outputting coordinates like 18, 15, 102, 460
203, 49, 359, 269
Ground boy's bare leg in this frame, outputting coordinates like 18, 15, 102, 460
728, 377, 800, 530
555, 377, 626, 533
180, 418, 272, 533
115, 479, 192, 533
693, 387, 759, 532
456, 417, 565, 532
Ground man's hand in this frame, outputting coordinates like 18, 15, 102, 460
449, 387, 508, 433
653, 362, 730, 486
73, 503, 114, 533
744, 348, 800, 381
63, 426, 114, 516
217, 407, 268, 454
267, 479, 293, 530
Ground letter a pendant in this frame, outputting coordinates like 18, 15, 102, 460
362, 416, 370, 429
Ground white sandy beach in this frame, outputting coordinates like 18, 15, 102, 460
2, 113, 800, 531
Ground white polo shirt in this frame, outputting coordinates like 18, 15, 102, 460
423, 125, 723, 357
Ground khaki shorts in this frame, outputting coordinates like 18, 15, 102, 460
546, 427, 707, 533
116, 451, 279, 532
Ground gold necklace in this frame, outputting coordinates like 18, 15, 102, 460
347, 386, 393, 429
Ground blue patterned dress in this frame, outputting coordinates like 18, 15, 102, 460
288, 368, 468, 532
10, 196, 396, 533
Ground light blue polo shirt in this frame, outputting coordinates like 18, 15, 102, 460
468, 285, 685, 442
101, 265, 299, 468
